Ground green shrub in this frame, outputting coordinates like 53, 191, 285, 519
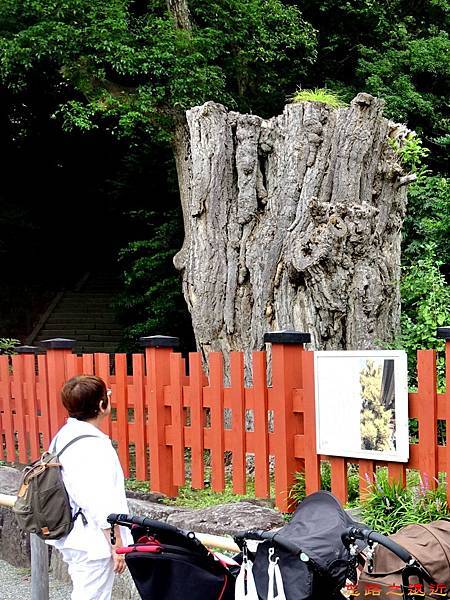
0, 338, 19, 355
358, 469, 449, 535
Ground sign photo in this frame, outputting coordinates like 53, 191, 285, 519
314, 351, 409, 462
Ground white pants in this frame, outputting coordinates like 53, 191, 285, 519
61, 548, 115, 600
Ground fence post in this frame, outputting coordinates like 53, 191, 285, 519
264, 330, 311, 512
30, 534, 49, 600
39, 338, 76, 439
140, 336, 179, 497
437, 326, 450, 505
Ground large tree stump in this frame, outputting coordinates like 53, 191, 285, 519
173, 94, 409, 369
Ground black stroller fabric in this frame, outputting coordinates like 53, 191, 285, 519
124, 524, 235, 600
252, 491, 364, 600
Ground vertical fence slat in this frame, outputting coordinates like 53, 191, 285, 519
209, 352, 225, 492
388, 462, 406, 486
65, 354, 80, 379
145, 345, 177, 497
95, 354, 112, 438
115, 354, 129, 477
82, 353, 94, 373
37, 355, 51, 451
24, 354, 40, 460
252, 352, 269, 498
168, 353, 185, 487
12, 355, 28, 463
358, 459, 375, 500
446, 340, 450, 505
188, 353, 205, 489
132, 354, 147, 482
330, 457, 348, 504
416, 349, 438, 488
230, 352, 246, 495
0, 356, 15, 462
302, 350, 320, 496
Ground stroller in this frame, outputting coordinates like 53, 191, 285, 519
106, 513, 237, 599
107, 491, 441, 600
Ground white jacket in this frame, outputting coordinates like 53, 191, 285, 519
46, 418, 132, 559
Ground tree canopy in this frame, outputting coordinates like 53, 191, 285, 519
0, 0, 448, 357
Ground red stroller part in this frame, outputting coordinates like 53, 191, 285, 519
107, 513, 236, 600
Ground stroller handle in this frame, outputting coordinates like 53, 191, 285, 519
342, 527, 413, 564
234, 530, 303, 556
107, 513, 185, 536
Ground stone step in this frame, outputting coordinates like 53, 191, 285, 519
37, 330, 123, 341
45, 319, 123, 333
74, 343, 120, 353
47, 314, 119, 323
64, 291, 115, 298
55, 305, 116, 313
55, 297, 113, 312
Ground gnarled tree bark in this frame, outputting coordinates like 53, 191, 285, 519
173, 94, 410, 369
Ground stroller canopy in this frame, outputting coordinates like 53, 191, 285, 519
278, 491, 362, 572
251, 491, 364, 600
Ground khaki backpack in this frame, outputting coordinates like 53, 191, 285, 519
13, 435, 96, 540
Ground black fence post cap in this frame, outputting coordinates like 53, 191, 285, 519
15, 345, 40, 354
39, 338, 76, 350
263, 330, 311, 345
139, 335, 180, 349
437, 327, 450, 340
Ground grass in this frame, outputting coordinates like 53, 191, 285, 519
125, 478, 260, 509
290, 88, 348, 108
165, 481, 258, 509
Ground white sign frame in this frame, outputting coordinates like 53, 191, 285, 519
314, 350, 409, 462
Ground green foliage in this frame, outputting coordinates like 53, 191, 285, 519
298, 0, 450, 170
403, 176, 450, 268
291, 462, 360, 506
290, 88, 347, 108
192, 0, 317, 115
0, 0, 317, 135
360, 361, 393, 451
397, 250, 450, 387
0, 338, 19, 354
358, 470, 449, 535
388, 133, 430, 174
115, 209, 194, 351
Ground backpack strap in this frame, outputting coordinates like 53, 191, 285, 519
54, 434, 101, 529
56, 434, 99, 457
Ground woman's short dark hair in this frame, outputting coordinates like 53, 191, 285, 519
61, 375, 108, 421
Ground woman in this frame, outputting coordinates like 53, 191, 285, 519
47, 375, 132, 600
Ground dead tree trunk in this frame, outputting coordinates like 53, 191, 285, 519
173, 94, 410, 368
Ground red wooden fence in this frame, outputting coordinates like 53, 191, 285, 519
0, 334, 449, 512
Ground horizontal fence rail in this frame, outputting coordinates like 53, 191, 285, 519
0, 336, 449, 511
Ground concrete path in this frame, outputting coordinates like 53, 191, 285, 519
0, 559, 71, 600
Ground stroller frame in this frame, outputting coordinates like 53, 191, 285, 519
341, 526, 436, 600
